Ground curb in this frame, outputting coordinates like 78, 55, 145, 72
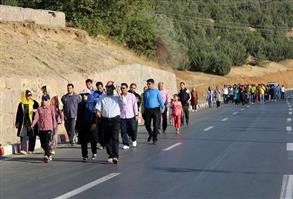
0, 134, 68, 157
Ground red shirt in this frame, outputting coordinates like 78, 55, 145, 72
172, 101, 182, 116
32, 105, 56, 131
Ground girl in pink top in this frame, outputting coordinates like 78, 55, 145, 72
171, 94, 183, 134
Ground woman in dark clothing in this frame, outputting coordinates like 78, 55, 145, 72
76, 90, 98, 161
15, 90, 39, 154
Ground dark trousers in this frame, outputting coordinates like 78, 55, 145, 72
20, 135, 36, 152
120, 118, 137, 146
144, 107, 160, 142
96, 118, 105, 147
181, 105, 190, 125
281, 92, 285, 99
159, 108, 168, 131
81, 141, 97, 158
64, 118, 77, 143
216, 100, 221, 108
39, 131, 52, 157
102, 116, 120, 158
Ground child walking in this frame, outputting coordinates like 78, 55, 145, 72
31, 95, 56, 163
171, 94, 183, 134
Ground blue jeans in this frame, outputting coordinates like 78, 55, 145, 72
120, 118, 137, 146
260, 94, 265, 104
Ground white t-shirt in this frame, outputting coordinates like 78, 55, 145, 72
95, 94, 126, 118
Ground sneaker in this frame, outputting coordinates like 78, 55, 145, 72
147, 136, 152, 143
107, 158, 113, 164
82, 157, 88, 161
19, 150, 27, 155
122, 145, 130, 150
132, 141, 137, 147
27, 151, 33, 154
112, 158, 118, 164
43, 156, 49, 163
51, 150, 55, 155
91, 154, 97, 160
48, 156, 53, 161
97, 143, 103, 150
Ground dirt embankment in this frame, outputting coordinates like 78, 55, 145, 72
0, 22, 166, 78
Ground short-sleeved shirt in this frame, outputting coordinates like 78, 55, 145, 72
61, 94, 82, 119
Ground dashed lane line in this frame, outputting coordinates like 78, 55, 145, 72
203, 126, 214, 132
221, 117, 229, 122
162, 143, 182, 151
280, 175, 293, 199
53, 173, 120, 199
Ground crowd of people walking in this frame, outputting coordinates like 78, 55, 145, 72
15, 79, 285, 164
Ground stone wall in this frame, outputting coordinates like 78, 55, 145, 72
0, 5, 65, 27
0, 64, 177, 145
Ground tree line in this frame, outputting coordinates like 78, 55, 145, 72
2, 0, 293, 75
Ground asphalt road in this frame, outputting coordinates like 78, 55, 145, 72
1, 91, 293, 199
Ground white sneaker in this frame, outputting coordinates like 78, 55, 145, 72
19, 150, 27, 155
51, 150, 55, 155
132, 141, 137, 147
107, 158, 113, 164
122, 145, 129, 150
97, 143, 103, 150
92, 154, 97, 160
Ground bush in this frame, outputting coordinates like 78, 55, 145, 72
209, 52, 232, 76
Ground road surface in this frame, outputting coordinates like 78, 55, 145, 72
1, 91, 293, 199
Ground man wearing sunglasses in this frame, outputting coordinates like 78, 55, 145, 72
143, 79, 165, 144
119, 83, 139, 149
95, 81, 127, 164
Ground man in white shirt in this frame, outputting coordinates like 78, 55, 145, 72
96, 81, 126, 164
223, 85, 229, 104
281, 85, 285, 100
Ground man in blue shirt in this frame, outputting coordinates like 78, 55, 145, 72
143, 79, 165, 144
93, 81, 105, 149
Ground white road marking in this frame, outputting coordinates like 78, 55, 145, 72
287, 126, 292, 132
221, 117, 229, 122
162, 143, 182, 151
286, 143, 293, 151
232, 112, 238, 115
289, 108, 293, 111
203, 126, 214, 132
288, 118, 292, 122
289, 112, 292, 115
53, 173, 120, 199
280, 175, 293, 199
241, 108, 245, 111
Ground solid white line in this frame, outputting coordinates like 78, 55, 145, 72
162, 143, 182, 151
232, 112, 238, 115
280, 175, 293, 199
203, 126, 214, 132
287, 126, 292, 132
288, 118, 292, 122
221, 117, 229, 122
53, 173, 120, 199
286, 143, 293, 151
